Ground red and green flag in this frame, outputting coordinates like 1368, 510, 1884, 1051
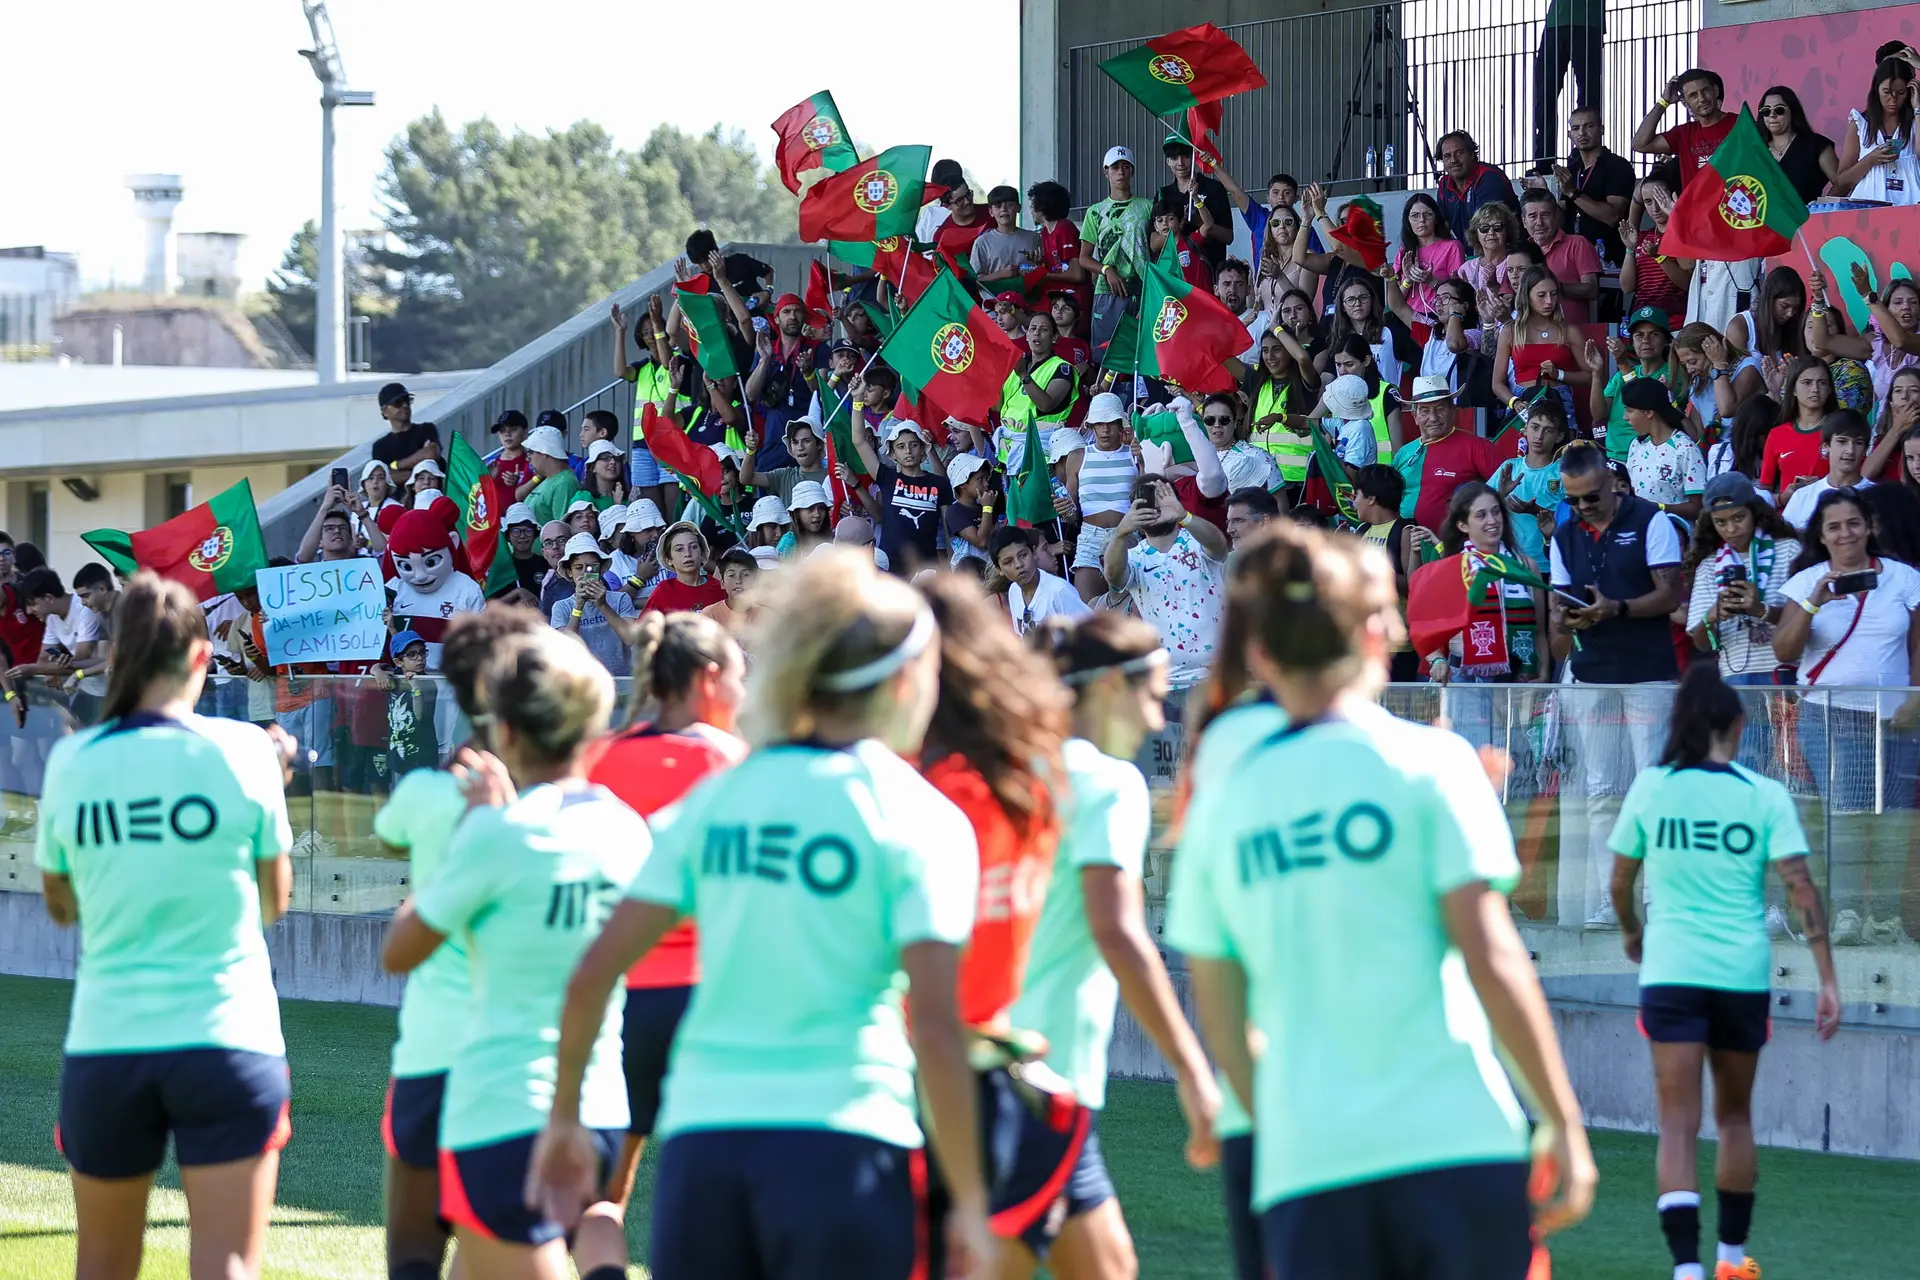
1406, 552, 1548, 659
828, 233, 921, 272
1130, 408, 1195, 463
879, 267, 1023, 424
770, 91, 860, 195
1101, 307, 1141, 375
798, 145, 935, 245
446, 433, 517, 595
640, 403, 745, 537
1661, 106, 1810, 261
87, 480, 267, 601
1098, 23, 1266, 117
1133, 250, 1251, 393
804, 260, 834, 327
674, 274, 744, 382
1187, 99, 1224, 174
1303, 423, 1359, 523
1008, 418, 1055, 528
1327, 196, 1388, 272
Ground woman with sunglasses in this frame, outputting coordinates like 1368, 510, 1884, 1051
1201, 393, 1282, 494
1755, 86, 1839, 205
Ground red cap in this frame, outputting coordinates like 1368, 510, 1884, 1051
773, 293, 804, 313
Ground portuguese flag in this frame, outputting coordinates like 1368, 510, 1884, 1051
1661, 106, 1810, 261
798, 145, 935, 245
770, 91, 859, 194
674, 274, 744, 381
1099, 23, 1266, 117
641, 403, 744, 536
1007, 418, 1055, 528
1327, 196, 1388, 272
446, 433, 517, 594
92, 480, 268, 601
1406, 552, 1548, 659
1133, 248, 1251, 393
880, 267, 1022, 424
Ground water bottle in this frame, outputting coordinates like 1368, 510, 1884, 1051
1365, 146, 1378, 180
1384, 145, 1396, 177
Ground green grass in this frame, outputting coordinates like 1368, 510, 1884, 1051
1, 973, 1916, 1277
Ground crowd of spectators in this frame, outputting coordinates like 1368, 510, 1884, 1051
10, 44, 1920, 937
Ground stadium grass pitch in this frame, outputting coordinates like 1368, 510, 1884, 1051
1, 974, 1916, 1278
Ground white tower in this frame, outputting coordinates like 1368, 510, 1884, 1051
125, 173, 184, 296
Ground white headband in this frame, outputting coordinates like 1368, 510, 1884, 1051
816, 608, 936, 692
1059, 647, 1169, 686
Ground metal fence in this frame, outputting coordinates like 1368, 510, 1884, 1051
1064, 0, 1700, 207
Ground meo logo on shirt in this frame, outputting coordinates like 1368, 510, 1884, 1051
701, 822, 859, 896
1653, 817, 1757, 854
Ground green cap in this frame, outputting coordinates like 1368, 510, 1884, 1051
1626, 305, 1670, 333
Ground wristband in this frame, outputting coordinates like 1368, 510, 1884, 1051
571, 607, 585, 618
4, 691, 14, 701
981, 505, 995, 515
1793, 595, 1819, 615
1655, 97, 1670, 110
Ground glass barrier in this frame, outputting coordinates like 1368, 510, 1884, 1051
2, 676, 1915, 1029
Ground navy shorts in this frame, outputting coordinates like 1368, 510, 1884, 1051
650, 1128, 920, 1280
981, 1068, 1097, 1255
1219, 1134, 1262, 1280
622, 984, 692, 1136
57, 1049, 291, 1179
383, 1072, 446, 1171
1639, 985, 1771, 1053
1262, 1161, 1533, 1280
440, 1127, 622, 1246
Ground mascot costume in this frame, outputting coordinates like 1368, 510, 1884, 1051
387, 508, 485, 670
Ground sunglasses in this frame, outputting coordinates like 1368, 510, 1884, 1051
1202, 414, 1236, 426
1565, 487, 1607, 508
1759, 105, 1789, 118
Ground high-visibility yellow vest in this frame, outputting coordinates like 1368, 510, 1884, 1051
1368, 382, 1394, 452
1249, 381, 1311, 483
998, 356, 1076, 430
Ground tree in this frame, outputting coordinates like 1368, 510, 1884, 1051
280, 113, 799, 373
261, 220, 395, 367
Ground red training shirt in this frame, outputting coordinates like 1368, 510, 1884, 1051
1759, 422, 1827, 494
934, 214, 993, 258
586, 721, 747, 988
1663, 116, 1737, 186
643, 576, 728, 614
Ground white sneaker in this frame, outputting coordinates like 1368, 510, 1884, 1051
1832, 909, 1864, 946
1584, 903, 1620, 931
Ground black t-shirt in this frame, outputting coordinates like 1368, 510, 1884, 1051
371, 422, 440, 467
1778, 131, 1837, 206
508, 552, 545, 597
1157, 175, 1234, 270
877, 465, 952, 565
1564, 148, 1636, 266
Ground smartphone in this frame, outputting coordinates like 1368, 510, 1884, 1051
331, 467, 350, 492
1552, 587, 1595, 610
1717, 563, 1748, 587
1831, 569, 1879, 596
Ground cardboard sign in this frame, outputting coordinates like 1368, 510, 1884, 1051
254, 559, 387, 667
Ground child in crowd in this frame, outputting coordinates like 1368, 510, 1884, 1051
1069, 391, 1140, 600
1318, 373, 1381, 478
699, 547, 761, 641
1782, 410, 1873, 531
1492, 397, 1571, 568
642, 521, 727, 615
945, 454, 997, 575
850, 417, 951, 576
486, 410, 538, 498
380, 630, 439, 780
1151, 196, 1213, 291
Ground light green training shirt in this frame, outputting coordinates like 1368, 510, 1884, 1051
1609, 762, 1808, 992
1167, 702, 1527, 1211
1180, 698, 1288, 1141
375, 768, 473, 1078
415, 783, 649, 1149
36, 714, 292, 1057
1009, 738, 1151, 1111
627, 740, 979, 1150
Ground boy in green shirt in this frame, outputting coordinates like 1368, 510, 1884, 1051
524, 424, 585, 527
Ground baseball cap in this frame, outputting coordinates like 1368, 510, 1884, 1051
1085, 391, 1128, 424
535, 409, 568, 429
990, 290, 1031, 310
491, 409, 528, 432
788, 480, 832, 510
503, 502, 538, 528
946, 454, 989, 488
987, 184, 1021, 207
930, 158, 966, 189
1621, 376, 1686, 429
1103, 145, 1135, 168
1163, 134, 1194, 155
829, 339, 861, 357
389, 630, 426, 660
625, 498, 668, 533
1703, 471, 1758, 511
524, 425, 569, 459
585, 438, 625, 464
1408, 375, 1455, 404
377, 382, 411, 408
562, 532, 606, 562
1626, 305, 1671, 333
598, 505, 629, 540
749, 495, 792, 529
1047, 289, 1081, 309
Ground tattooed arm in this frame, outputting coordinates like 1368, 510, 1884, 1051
1776, 855, 1843, 1040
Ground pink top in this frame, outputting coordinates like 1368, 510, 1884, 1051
1394, 239, 1467, 322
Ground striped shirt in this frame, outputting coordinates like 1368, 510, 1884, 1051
1077, 446, 1138, 517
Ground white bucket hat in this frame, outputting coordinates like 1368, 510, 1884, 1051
359, 459, 391, 483
946, 454, 988, 488
1084, 391, 1127, 425
625, 498, 668, 533
1046, 429, 1088, 464
585, 438, 626, 463
562, 532, 607, 563
598, 504, 630, 540
409, 458, 445, 479
1322, 374, 1372, 422
565, 497, 599, 517
503, 502, 539, 529
749, 494, 792, 529
525, 425, 569, 459
788, 480, 832, 510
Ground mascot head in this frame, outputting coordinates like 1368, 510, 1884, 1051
388, 509, 458, 590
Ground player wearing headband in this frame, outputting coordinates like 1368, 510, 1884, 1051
1010, 612, 1220, 1280
1169, 524, 1595, 1280
37, 572, 299, 1280
526, 550, 993, 1279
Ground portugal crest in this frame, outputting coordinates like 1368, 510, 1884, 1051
1718, 175, 1766, 230
188, 526, 234, 574
931, 322, 976, 375
1148, 53, 1195, 85
1152, 296, 1189, 342
854, 171, 900, 214
803, 116, 841, 151
467, 482, 493, 531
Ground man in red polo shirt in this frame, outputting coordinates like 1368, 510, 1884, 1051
1393, 377, 1510, 534
1520, 189, 1603, 324
1631, 66, 1734, 187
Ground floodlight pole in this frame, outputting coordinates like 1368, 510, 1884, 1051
299, 1, 374, 385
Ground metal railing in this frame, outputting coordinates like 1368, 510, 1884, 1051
1064, 0, 1700, 206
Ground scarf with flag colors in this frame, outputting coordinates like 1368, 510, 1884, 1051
1407, 548, 1547, 675
770, 91, 858, 194
1659, 106, 1810, 261
1098, 23, 1267, 117
798, 146, 937, 245
879, 268, 1023, 424
84, 480, 267, 602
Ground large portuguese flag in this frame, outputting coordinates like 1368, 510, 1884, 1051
1661, 107, 1810, 261
673, 274, 745, 381
82, 480, 267, 601
1099, 23, 1266, 117
446, 433, 517, 594
880, 267, 1022, 424
770, 91, 859, 194
1133, 249, 1251, 393
798, 145, 935, 245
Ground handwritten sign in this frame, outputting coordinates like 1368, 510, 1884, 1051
255, 560, 387, 667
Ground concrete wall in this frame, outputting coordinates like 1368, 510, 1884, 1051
56, 305, 276, 369
1700, 0, 1920, 151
